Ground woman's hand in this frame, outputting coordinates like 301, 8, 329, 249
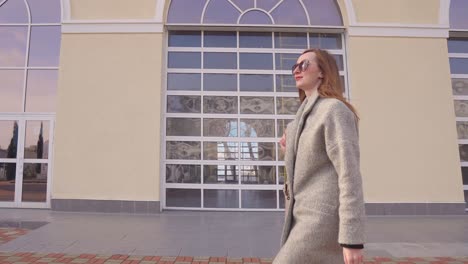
343, 248, 363, 264
279, 131, 287, 152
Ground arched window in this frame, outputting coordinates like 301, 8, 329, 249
167, 0, 343, 26
0, 0, 61, 206
448, 0, 468, 209
0, 0, 61, 113
164, 0, 346, 210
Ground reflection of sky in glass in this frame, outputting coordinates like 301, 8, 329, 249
25, 70, 57, 112
0, 70, 24, 112
450, 0, 468, 29
0, 27, 28, 67
27, 0, 60, 23
29, 26, 61, 67
0, 121, 17, 153
0, 0, 28, 23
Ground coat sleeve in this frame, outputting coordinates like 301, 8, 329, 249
324, 101, 366, 245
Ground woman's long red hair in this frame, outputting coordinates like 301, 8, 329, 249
299, 49, 359, 120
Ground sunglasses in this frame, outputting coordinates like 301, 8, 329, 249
291, 60, 310, 74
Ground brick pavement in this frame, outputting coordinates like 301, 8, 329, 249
1, 228, 467, 264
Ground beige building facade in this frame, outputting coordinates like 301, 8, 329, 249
0, 0, 467, 214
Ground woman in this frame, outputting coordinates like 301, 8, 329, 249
274, 49, 366, 264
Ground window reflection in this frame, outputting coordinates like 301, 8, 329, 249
29, 26, 61, 67
22, 163, 47, 202
0, 27, 28, 67
0, 162, 15, 201
24, 121, 49, 159
0, 121, 19, 159
0, 0, 28, 23
0, 70, 23, 112
25, 70, 58, 112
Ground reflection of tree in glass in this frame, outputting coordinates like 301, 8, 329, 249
6, 121, 18, 181
36, 122, 43, 173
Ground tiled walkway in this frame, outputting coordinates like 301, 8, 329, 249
1, 229, 467, 264
0, 252, 467, 264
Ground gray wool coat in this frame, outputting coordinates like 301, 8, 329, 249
273, 92, 366, 264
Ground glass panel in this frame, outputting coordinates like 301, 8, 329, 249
465, 190, 468, 203
166, 118, 201, 136
203, 96, 238, 114
167, 95, 201, 113
239, 53, 273, 69
204, 52, 236, 69
239, 10, 272, 24
270, 0, 308, 25
333, 55, 344, 71
203, 142, 239, 160
278, 143, 285, 161
450, 0, 468, 29
276, 75, 296, 92
204, 189, 239, 208
0, 162, 15, 201
166, 188, 201, 207
278, 165, 286, 184
166, 164, 201, 183
167, 0, 206, 23
459, 145, 468, 162
25, 70, 58, 112
166, 141, 201, 160
203, 0, 240, 24
204, 74, 237, 91
303, 0, 343, 26
457, 122, 468, 139
27, 0, 61, 23
240, 96, 274, 114
239, 74, 273, 92
257, 0, 280, 11
203, 118, 238, 137
279, 190, 285, 209
0, 0, 28, 23
240, 142, 275, 161
0, 121, 18, 159
310, 33, 342, 49
0, 26, 28, 67
168, 52, 201, 68
241, 165, 275, 184
0, 70, 23, 112
277, 119, 293, 137
275, 32, 307, 49
275, 53, 300, 70
240, 119, 275, 137
461, 167, 468, 185
24, 121, 49, 159
167, 73, 201, 91
204, 31, 236, 48
28, 26, 61, 67
242, 190, 276, 208
452, 79, 468, 96
231, 0, 254, 11
454, 101, 468, 117
239, 32, 272, 48
204, 165, 238, 184
448, 38, 468, 53
168, 31, 201, 47
22, 163, 47, 202
277, 97, 300, 115
450, 58, 468, 74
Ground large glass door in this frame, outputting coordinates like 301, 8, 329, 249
0, 115, 54, 208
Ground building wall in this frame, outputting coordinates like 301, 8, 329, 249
351, 0, 440, 24
51, 0, 465, 212
53, 33, 164, 202
69, 0, 156, 20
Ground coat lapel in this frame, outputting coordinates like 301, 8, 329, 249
293, 92, 320, 154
